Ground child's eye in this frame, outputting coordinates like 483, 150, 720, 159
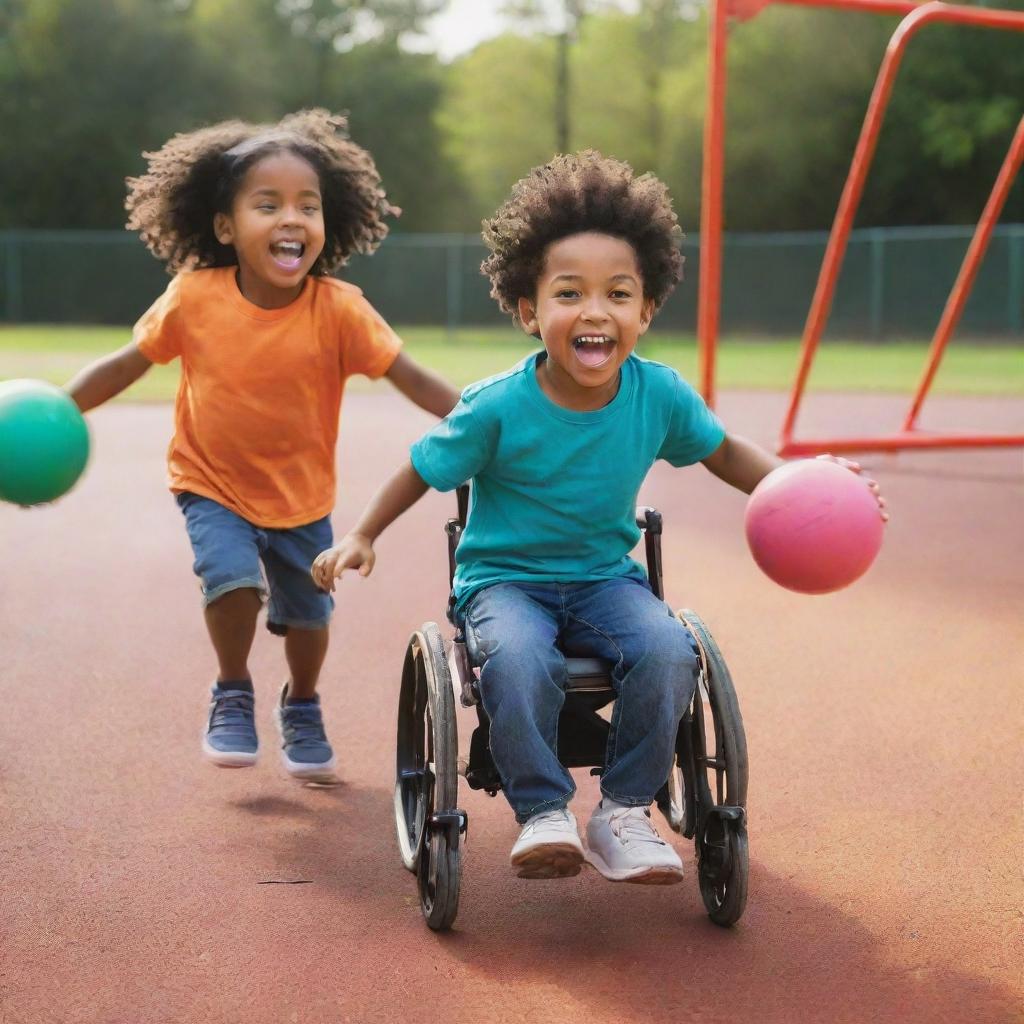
610, 289, 632, 299
303, 206, 321, 215
555, 289, 579, 299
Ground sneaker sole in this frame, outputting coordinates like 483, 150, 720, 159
584, 849, 684, 885
511, 843, 585, 879
274, 707, 338, 784
202, 738, 258, 768
280, 756, 339, 784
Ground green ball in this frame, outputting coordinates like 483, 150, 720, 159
0, 379, 90, 506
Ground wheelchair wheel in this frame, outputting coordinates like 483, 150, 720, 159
676, 610, 749, 927
394, 623, 463, 931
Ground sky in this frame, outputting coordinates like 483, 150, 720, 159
413, 1, 576, 62
419, 1, 510, 61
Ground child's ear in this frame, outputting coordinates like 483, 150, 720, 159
638, 298, 655, 336
517, 297, 539, 336
213, 212, 233, 246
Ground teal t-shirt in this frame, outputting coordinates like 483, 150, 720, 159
410, 352, 725, 613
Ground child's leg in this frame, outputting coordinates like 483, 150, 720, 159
464, 583, 584, 878
464, 583, 573, 822
562, 579, 696, 883
204, 588, 262, 682
562, 578, 697, 805
283, 626, 329, 699
261, 518, 337, 781
176, 493, 268, 767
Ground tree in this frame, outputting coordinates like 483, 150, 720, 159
867, 19, 1024, 225
502, 0, 597, 151
438, 7, 705, 228
319, 39, 471, 230
0, 0, 247, 229
438, 33, 560, 226
274, 0, 446, 105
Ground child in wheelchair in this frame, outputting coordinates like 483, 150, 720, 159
313, 151, 878, 883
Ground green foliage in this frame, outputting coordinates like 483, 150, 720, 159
320, 41, 470, 230
438, 34, 561, 226
0, 0, 246, 228
0, 0, 1020, 233
0, 0, 456, 230
866, 16, 1024, 225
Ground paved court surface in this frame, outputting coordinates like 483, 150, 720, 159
2, 389, 1021, 1024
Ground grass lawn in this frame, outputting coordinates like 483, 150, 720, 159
0, 325, 1021, 400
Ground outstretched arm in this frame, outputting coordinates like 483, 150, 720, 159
385, 351, 461, 419
65, 342, 153, 412
311, 459, 430, 591
701, 433, 782, 494
702, 434, 888, 518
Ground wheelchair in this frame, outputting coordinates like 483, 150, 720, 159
394, 486, 749, 932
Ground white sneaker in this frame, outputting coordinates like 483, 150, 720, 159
510, 808, 585, 879
585, 800, 685, 885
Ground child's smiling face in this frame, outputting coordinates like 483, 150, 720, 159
517, 232, 654, 411
213, 149, 326, 308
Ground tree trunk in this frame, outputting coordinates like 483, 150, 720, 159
555, 29, 570, 152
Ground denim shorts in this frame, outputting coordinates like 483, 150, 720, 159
176, 492, 334, 634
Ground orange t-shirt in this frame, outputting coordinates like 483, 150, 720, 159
135, 267, 401, 528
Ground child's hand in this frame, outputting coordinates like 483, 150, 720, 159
311, 533, 376, 592
815, 454, 889, 522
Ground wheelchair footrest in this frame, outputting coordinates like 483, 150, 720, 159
707, 805, 745, 827
429, 809, 468, 851
698, 805, 746, 885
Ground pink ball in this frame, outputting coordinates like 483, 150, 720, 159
745, 459, 884, 594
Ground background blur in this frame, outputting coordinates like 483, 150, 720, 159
1, 0, 1022, 337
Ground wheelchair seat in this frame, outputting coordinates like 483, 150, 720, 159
563, 657, 615, 693
465, 647, 614, 695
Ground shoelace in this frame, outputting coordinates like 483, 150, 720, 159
280, 704, 327, 745
608, 807, 666, 847
209, 693, 255, 733
523, 809, 572, 836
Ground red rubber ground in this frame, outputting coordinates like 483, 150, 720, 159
2, 390, 1021, 1024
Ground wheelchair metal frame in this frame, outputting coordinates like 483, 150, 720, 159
395, 485, 749, 931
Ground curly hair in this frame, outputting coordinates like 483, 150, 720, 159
125, 109, 397, 276
481, 151, 683, 319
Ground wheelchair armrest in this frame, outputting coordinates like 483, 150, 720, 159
635, 507, 665, 601
636, 506, 662, 533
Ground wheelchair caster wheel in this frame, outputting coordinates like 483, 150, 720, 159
697, 808, 748, 926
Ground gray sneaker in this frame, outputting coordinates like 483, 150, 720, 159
274, 684, 338, 783
203, 686, 258, 767
510, 808, 585, 879
585, 800, 684, 885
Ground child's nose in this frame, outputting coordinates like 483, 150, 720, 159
580, 299, 609, 323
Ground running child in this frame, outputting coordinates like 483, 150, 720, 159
66, 109, 460, 783
312, 151, 885, 878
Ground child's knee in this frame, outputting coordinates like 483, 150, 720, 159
484, 641, 563, 683
641, 629, 699, 708
480, 643, 566, 710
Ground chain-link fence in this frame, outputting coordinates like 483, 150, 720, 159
2, 225, 1021, 339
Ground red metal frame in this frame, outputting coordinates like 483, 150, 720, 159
698, 0, 1024, 454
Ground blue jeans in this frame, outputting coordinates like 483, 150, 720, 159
176, 492, 334, 635
461, 579, 699, 823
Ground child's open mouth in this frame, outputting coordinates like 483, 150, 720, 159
572, 335, 616, 369
270, 240, 305, 271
